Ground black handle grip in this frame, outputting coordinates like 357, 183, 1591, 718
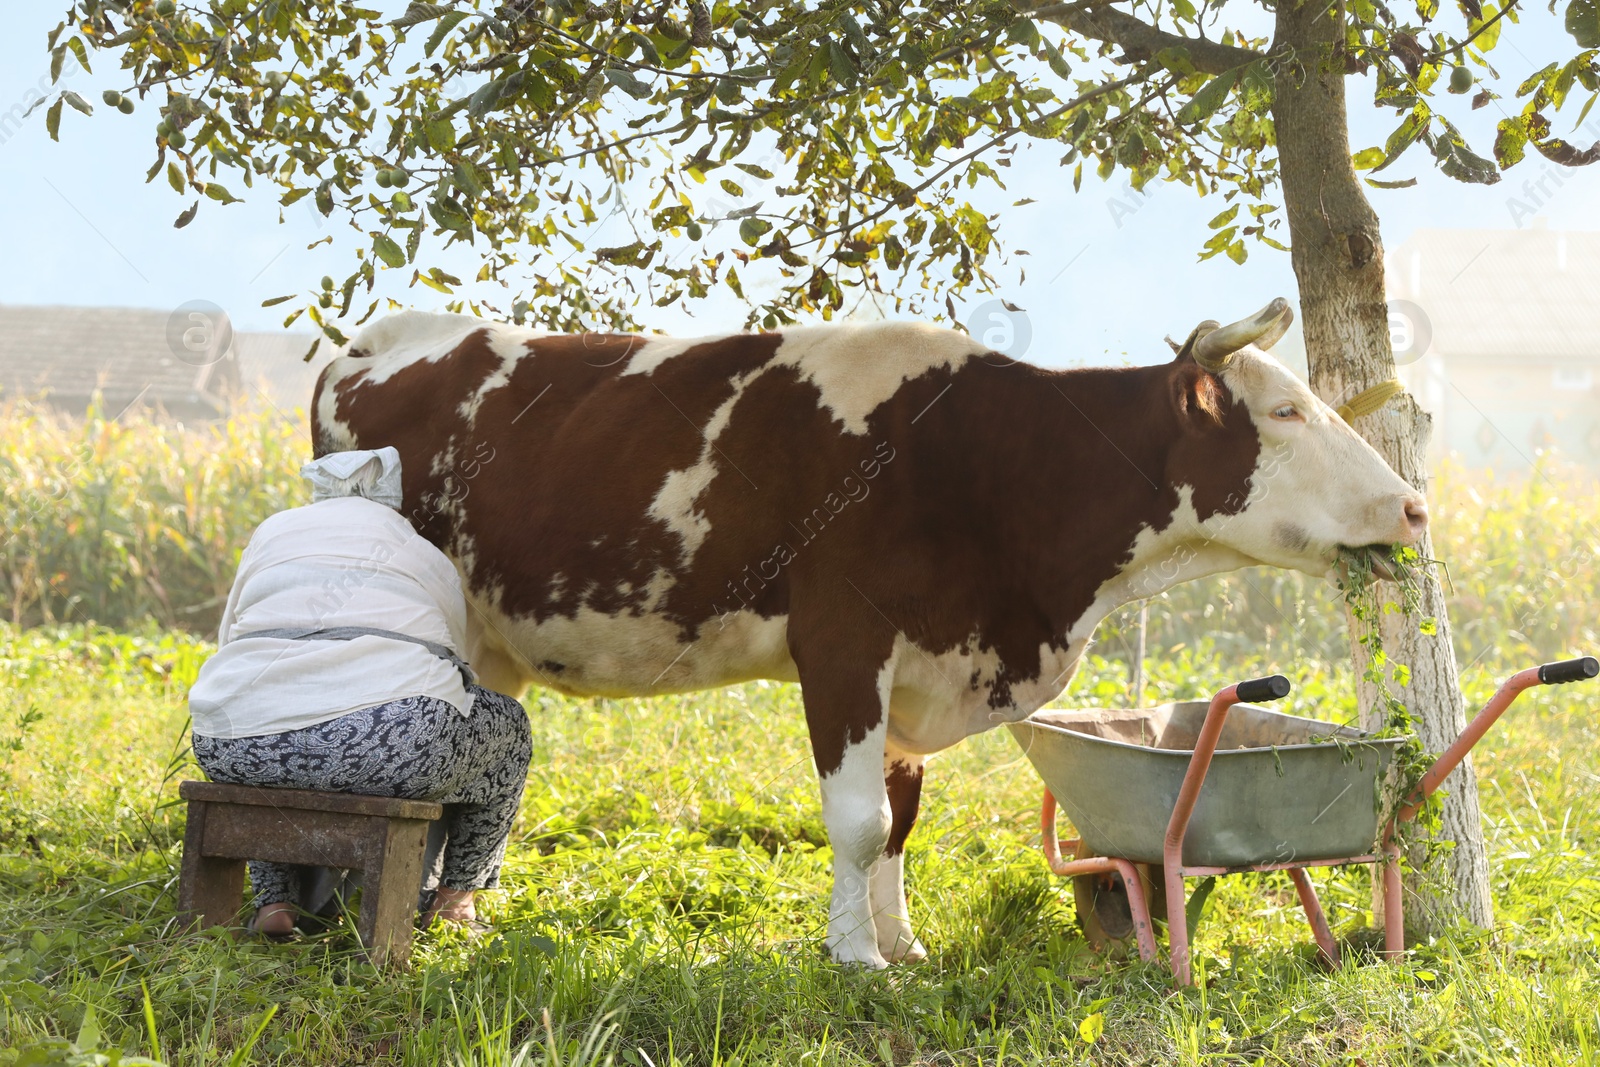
1236, 675, 1292, 702
1538, 657, 1599, 685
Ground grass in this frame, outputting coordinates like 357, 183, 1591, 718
4, 625, 1600, 1065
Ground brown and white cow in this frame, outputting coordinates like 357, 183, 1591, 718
312, 297, 1426, 968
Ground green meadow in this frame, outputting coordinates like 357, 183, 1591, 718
2, 402, 1598, 1065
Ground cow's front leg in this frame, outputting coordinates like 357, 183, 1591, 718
816, 719, 893, 967
796, 641, 897, 968
870, 743, 927, 963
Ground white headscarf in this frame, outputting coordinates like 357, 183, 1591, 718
300, 447, 404, 509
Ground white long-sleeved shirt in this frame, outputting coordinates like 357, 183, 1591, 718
188, 497, 475, 738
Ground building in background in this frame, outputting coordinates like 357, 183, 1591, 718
0, 304, 318, 421
1390, 225, 1600, 476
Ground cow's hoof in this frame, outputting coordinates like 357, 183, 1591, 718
828, 940, 890, 970
883, 937, 927, 964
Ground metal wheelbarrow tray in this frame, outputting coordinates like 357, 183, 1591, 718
1009, 702, 1405, 869
1011, 660, 1599, 984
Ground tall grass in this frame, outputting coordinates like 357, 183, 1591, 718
0, 398, 308, 633
4, 396, 1594, 675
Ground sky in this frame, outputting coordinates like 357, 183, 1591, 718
2, 2, 1597, 372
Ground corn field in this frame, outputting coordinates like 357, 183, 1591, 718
0, 398, 307, 633
1, 398, 1596, 669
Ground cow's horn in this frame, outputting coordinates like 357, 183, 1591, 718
1192, 297, 1292, 371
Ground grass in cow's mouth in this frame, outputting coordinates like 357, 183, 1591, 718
5, 623, 1600, 1065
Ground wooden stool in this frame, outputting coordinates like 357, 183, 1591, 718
177, 781, 443, 968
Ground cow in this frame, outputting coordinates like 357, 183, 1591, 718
312, 297, 1427, 968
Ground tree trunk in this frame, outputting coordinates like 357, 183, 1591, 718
1270, 0, 1494, 931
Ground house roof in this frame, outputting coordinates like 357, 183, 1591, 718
234, 330, 324, 412
0, 304, 319, 417
1386, 227, 1600, 363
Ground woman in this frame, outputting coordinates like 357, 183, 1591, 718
188, 447, 531, 935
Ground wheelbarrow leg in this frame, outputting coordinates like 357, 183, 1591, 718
1287, 868, 1339, 968
1382, 849, 1405, 960
1106, 857, 1159, 965
1040, 791, 1159, 965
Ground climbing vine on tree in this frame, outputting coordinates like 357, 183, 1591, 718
44, 0, 1600, 355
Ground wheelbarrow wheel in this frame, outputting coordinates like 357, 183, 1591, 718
1071, 848, 1168, 952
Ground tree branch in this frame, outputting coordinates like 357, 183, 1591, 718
1020, 0, 1262, 75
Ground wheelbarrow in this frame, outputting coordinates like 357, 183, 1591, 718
1008, 658, 1599, 984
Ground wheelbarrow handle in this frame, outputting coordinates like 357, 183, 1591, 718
1236, 675, 1292, 703
1162, 674, 1291, 983
1539, 657, 1599, 685
1395, 654, 1596, 825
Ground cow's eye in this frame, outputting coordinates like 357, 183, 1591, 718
1270, 404, 1302, 421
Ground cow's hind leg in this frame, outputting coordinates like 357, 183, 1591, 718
871, 743, 927, 963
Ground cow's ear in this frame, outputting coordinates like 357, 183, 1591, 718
1171, 363, 1226, 431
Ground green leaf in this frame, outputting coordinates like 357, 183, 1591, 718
1468, 0, 1506, 50
773, 51, 811, 93
1352, 146, 1386, 170
373, 233, 407, 267
526, 73, 556, 112
1494, 115, 1529, 166
826, 41, 856, 87
1376, 108, 1429, 171
428, 196, 473, 233
1041, 38, 1073, 80
426, 116, 457, 151
261, 294, 296, 306
167, 161, 184, 193
425, 11, 469, 56
61, 90, 92, 116
76, 1004, 101, 1052
605, 67, 652, 99
1176, 67, 1241, 124
1185, 874, 1218, 932
205, 182, 240, 203
1208, 203, 1240, 228
628, 31, 662, 67
46, 98, 62, 141
739, 216, 772, 245
1568, 0, 1600, 48
1007, 18, 1041, 47
1365, 176, 1419, 188
1430, 121, 1500, 184
453, 160, 484, 198
66, 36, 90, 76
174, 201, 199, 228
468, 76, 506, 117
393, 2, 453, 28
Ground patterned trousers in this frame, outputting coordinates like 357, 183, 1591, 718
192, 686, 531, 908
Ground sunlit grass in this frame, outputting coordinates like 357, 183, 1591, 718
3, 626, 1599, 1065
